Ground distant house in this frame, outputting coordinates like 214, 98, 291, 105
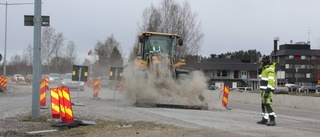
181, 56, 260, 90
182, 38, 320, 90
270, 39, 320, 86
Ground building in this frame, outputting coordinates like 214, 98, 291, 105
270, 38, 320, 86
181, 56, 260, 90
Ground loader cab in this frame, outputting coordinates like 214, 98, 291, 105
137, 32, 182, 62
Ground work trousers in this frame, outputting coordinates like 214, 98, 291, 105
260, 90, 275, 119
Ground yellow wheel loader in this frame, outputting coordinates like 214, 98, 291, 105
123, 32, 207, 110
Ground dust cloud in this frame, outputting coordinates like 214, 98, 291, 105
122, 61, 208, 107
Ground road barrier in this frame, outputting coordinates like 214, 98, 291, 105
50, 87, 74, 124
40, 79, 47, 108
222, 86, 231, 110
87, 79, 94, 87
50, 88, 60, 119
92, 79, 100, 99
45, 77, 49, 89
0, 76, 7, 90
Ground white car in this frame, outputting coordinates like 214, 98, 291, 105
11, 74, 25, 82
49, 73, 61, 83
59, 73, 84, 91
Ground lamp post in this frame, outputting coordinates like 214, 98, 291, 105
0, 2, 33, 76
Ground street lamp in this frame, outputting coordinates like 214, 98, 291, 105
0, 2, 33, 76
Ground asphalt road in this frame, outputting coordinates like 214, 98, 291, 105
1, 81, 320, 137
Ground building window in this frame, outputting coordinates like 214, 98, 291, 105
311, 64, 316, 69
286, 73, 293, 78
311, 56, 317, 60
301, 56, 306, 60
295, 64, 300, 69
234, 71, 239, 78
306, 65, 310, 69
289, 55, 294, 59
301, 65, 306, 69
317, 65, 320, 69
286, 64, 290, 69
217, 70, 227, 77
295, 55, 301, 60
285, 64, 294, 69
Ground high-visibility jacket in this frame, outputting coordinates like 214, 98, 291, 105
259, 62, 276, 92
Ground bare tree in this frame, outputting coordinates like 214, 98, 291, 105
9, 54, 28, 75
139, 0, 204, 59
22, 43, 33, 66
65, 40, 78, 65
41, 27, 65, 73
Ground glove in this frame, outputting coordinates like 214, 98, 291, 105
264, 88, 270, 98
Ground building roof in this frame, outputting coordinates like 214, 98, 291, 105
271, 43, 320, 56
272, 49, 320, 56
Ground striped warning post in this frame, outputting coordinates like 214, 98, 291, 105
40, 79, 47, 106
92, 79, 100, 99
0, 77, 7, 90
61, 87, 74, 124
0, 77, 3, 88
50, 88, 60, 119
45, 77, 49, 89
222, 86, 231, 110
3, 77, 7, 90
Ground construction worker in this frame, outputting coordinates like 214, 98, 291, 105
150, 41, 161, 53
257, 56, 277, 126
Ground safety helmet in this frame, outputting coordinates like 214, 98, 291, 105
261, 56, 270, 66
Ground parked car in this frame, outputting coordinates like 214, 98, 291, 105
49, 73, 61, 84
25, 74, 33, 83
286, 84, 299, 92
297, 86, 308, 93
59, 73, 84, 91
11, 74, 25, 82
307, 86, 317, 93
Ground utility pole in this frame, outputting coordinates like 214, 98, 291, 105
32, 0, 42, 119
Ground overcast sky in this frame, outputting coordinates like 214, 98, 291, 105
1, 0, 320, 64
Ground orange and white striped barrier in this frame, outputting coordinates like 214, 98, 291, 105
40, 79, 47, 108
222, 86, 231, 110
92, 79, 100, 99
87, 79, 94, 87
0, 77, 7, 91
50, 88, 60, 119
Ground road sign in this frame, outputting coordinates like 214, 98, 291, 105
109, 67, 123, 80
24, 15, 50, 26
72, 65, 88, 82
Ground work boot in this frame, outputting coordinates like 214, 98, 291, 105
257, 117, 268, 124
266, 115, 276, 126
